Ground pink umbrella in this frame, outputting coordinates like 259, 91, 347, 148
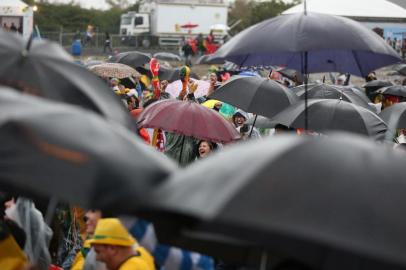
165, 79, 210, 99
138, 99, 239, 144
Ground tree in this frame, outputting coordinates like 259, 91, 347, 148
228, 0, 302, 34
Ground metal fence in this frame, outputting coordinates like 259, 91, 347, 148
40, 31, 176, 50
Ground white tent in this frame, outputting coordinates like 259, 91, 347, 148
283, 0, 406, 19
0, 0, 29, 16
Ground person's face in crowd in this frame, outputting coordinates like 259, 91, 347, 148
127, 96, 137, 111
93, 244, 117, 264
213, 102, 222, 112
234, 115, 246, 127
110, 79, 119, 87
4, 198, 15, 210
84, 210, 102, 236
160, 80, 169, 91
198, 141, 212, 158
209, 73, 217, 85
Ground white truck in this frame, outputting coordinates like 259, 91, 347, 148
0, 0, 34, 40
120, 0, 229, 47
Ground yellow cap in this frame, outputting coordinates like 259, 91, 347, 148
88, 218, 136, 247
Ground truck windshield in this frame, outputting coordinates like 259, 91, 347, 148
121, 17, 132, 25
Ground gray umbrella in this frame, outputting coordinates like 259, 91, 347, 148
0, 87, 176, 214
0, 30, 132, 129
209, 76, 299, 118
109, 51, 152, 68
145, 133, 406, 270
379, 102, 406, 132
292, 83, 372, 110
153, 52, 182, 62
210, 12, 400, 77
375, 85, 406, 98
270, 99, 387, 140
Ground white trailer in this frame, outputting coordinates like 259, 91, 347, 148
0, 0, 34, 40
120, 0, 229, 47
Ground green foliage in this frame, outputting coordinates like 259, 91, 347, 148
228, 0, 302, 34
32, 1, 139, 33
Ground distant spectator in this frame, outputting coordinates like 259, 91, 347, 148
10, 23, 17, 32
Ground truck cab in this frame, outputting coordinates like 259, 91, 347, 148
120, 12, 150, 36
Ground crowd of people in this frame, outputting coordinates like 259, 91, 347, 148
2, 39, 406, 270
1, 22, 22, 34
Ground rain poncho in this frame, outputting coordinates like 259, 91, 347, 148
5, 198, 53, 270
165, 133, 197, 167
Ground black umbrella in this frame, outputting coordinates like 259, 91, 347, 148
145, 133, 406, 269
393, 64, 406, 76
208, 12, 400, 131
0, 87, 176, 214
292, 83, 372, 110
379, 102, 406, 132
275, 67, 303, 83
209, 76, 299, 118
109, 51, 152, 68
196, 54, 226, 65
363, 80, 394, 101
153, 52, 182, 62
375, 85, 406, 98
210, 12, 400, 76
270, 99, 387, 140
0, 30, 132, 128
136, 66, 199, 82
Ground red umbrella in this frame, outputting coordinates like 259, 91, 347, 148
138, 99, 239, 143
180, 22, 199, 29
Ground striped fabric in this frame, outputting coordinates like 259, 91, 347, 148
120, 217, 214, 270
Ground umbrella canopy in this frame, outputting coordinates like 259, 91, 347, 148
136, 66, 199, 83
196, 54, 226, 65
379, 102, 406, 131
146, 133, 406, 269
375, 85, 406, 98
209, 12, 401, 77
109, 51, 152, 68
89, 63, 140, 79
0, 30, 132, 128
153, 52, 182, 62
137, 99, 239, 143
363, 80, 394, 100
292, 83, 372, 110
270, 99, 387, 139
0, 87, 176, 214
209, 76, 299, 118
165, 79, 210, 98
84, 60, 104, 68
393, 63, 406, 76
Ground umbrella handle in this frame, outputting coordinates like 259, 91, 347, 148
259, 250, 268, 270
248, 115, 258, 138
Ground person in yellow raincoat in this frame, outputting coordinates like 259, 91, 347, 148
71, 211, 154, 270
0, 220, 27, 270
88, 218, 152, 270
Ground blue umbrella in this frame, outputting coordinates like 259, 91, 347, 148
210, 11, 401, 129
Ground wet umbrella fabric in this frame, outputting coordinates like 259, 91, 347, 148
165, 79, 210, 99
89, 62, 140, 79
379, 102, 406, 131
146, 134, 406, 269
375, 85, 406, 98
153, 52, 182, 62
270, 99, 387, 140
209, 76, 299, 118
292, 83, 372, 110
136, 66, 199, 83
137, 99, 239, 143
109, 51, 152, 68
0, 87, 176, 214
209, 12, 401, 77
363, 80, 394, 100
0, 30, 132, 128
